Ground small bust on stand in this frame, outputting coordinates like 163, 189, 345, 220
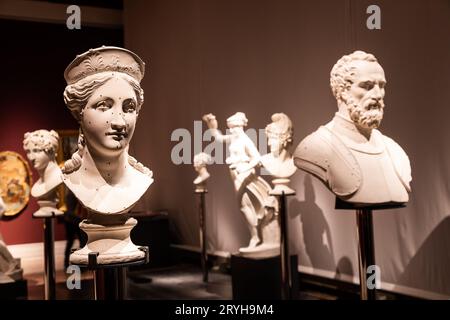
62, 46, 153, 265
261, 113, 297, 195
23, 130, 63, 217
0, 195, 24, 283
193, 152, 211, 193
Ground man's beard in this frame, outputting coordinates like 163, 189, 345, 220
348, 98, 385, 129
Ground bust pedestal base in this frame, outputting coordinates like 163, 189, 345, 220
70, 216, 145, 265
33, 200, 63, 218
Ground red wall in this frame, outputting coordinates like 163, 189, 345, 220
0, 19, 123, 245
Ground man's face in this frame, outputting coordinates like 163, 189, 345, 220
344, 60, 386, 129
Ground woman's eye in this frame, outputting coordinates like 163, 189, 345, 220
96, 99, 112, 111
123, 100, 137, 113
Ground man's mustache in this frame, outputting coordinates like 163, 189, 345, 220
363, 99, 385, 111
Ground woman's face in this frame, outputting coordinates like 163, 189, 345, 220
268, 134, 283, 156
82, 76, 138, 156
26, 147, 51, 172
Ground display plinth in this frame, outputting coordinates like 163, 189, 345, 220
336, 199, 405, 300
0, 279, 28, 300
195, 190, 208, 282
231, 254, 298, 300
73, 246, 149, 300
32, 211, 58, 300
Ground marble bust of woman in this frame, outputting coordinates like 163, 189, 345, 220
62, 46, 153, 215
23, 129, 63, 217
261, 113, 297, 195
62, 46, 153, 264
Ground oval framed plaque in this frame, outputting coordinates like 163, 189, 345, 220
0, 151, 33, 220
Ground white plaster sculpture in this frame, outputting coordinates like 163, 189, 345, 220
0, 195, 24, 283
193, 152, 211, 193
23, 130, 64, 218
203, 112, 279, 257
261, 113, 297, 196
294, 51, 412, 207
62, 46, 153, 264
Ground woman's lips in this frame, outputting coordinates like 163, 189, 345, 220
106, 131, 128, 141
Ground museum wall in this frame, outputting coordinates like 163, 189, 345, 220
123, 0, 450, 297
0, 19, 123, 245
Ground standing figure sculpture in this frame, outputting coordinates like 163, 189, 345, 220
294, 51, 412, 207
203, 112, 279, 257
261, 113, 297, 195
23, 130, 63, 217
62, 46, 153, 264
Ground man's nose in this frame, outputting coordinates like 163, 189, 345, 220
371, 85, 383, 99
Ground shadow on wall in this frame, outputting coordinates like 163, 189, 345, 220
335, 256, 354, 281
397, 216, 450, 296
290, 175, 336, 272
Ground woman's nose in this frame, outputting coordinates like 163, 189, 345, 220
111, 112, 126, 130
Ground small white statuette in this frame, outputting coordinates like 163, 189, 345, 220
0, 195, 24, 282
203, 112, 279, 258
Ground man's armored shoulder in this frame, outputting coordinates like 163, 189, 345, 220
294, 126, 361, 197
293, 127, 332, 171
380, 133, 412, 191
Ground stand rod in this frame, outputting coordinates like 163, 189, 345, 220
199, 192, 208, 282
43, 217, 56, 300
356, 208, 376, 300
93, 267, 127, 300
92, 269, 98, 300
279, 192, 291, 299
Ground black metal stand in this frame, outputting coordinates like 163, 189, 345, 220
276, 191, 295, 300
356, 209, 376, 300
195, 190, 208, 282
33, 211, 57, 300
335, 198, 396, 301
74, 247, 149, 300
